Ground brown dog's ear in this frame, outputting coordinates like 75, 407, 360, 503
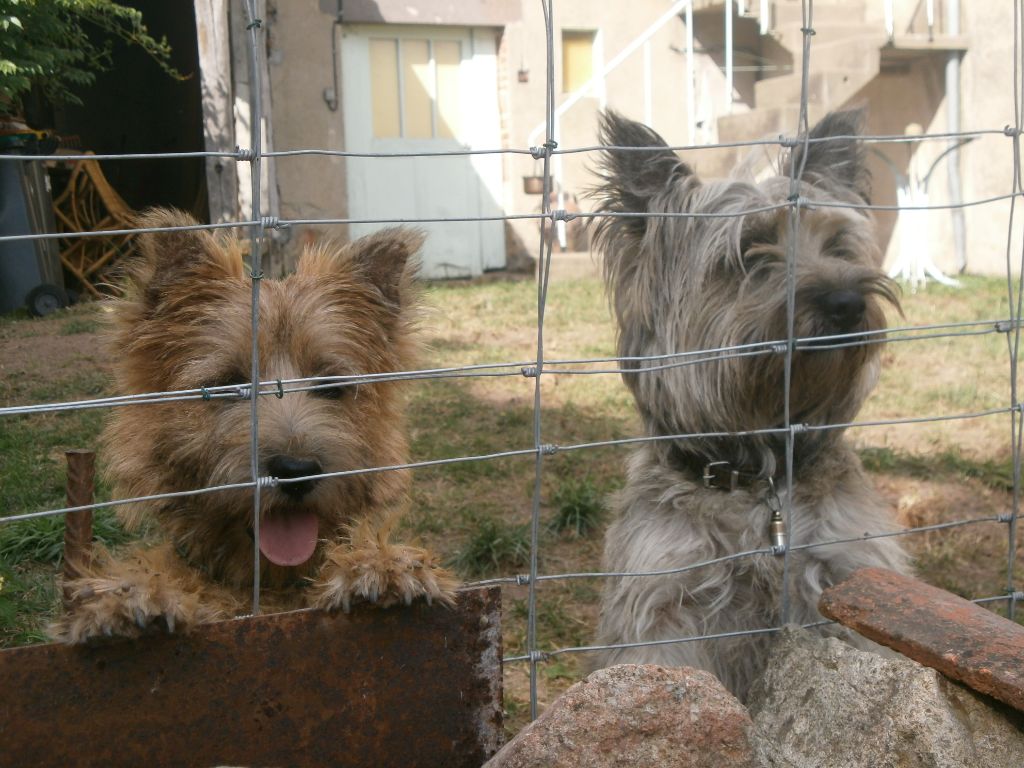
128, 208, 244, 308
341, 227, 424, 310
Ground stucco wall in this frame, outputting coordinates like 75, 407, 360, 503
253, 1, 1022, 276
265, 1, 351, 258
854, 58, 951, 274
959, 2, 1022, 276
833, 0, 1020, 276
500, 1, 703, 263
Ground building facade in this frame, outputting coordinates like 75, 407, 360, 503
194, 0, 1018, 279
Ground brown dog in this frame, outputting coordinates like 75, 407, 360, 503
51, 209, 456, 642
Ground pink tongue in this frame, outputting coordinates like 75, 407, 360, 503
258, 511, 319, 566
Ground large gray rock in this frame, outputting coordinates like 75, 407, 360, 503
749, 628, 1024, 768
485, 664, 758, 768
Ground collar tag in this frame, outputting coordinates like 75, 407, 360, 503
766, 477, 787, 553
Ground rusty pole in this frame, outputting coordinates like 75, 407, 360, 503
62, 449, 95, 607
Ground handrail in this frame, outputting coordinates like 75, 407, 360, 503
525, 0, 695, 147
885, 0, 937, 42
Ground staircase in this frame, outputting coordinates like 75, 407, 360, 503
691, 0, 967, 146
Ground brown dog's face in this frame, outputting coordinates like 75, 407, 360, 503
104, 211, 422, 587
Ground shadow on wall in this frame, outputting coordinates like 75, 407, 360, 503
849, 58, 946, 265
691, 7, 794, 109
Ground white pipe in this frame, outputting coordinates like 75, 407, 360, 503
554, 113, 566, 250
945, 0, 966, 272
725, 0, 734, 114
686, 2, 695, 144
884, 0, 894, 41
759, 0, 769, 35
644, 40, 653, 125
527, 0, 693, 145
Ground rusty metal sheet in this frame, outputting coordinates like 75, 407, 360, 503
0, 587, 502, 767
820, 567, 1024, 712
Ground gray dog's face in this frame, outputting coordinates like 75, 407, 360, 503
593, 110, 898, 471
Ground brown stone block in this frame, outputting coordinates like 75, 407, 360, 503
819, 567, 1024, 712
484, 664, 758, 768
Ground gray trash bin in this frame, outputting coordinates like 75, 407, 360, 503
0, 148, 67, 316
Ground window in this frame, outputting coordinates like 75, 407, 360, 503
369, 37, 463, 140
562, 30, 596, 93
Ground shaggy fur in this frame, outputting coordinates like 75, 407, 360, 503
51, 210, 456, 643
591, 110, 911, 701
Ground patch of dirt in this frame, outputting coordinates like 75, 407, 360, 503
876, 473, 1022, 602
0, 307, 109, 407
1, 333, 105, 383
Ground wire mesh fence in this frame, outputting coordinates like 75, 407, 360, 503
0, 0, 1022, 726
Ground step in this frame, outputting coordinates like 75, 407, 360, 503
691, 0, 766, 16
754, 67, 878, 110
770, 23, 886, 54
716, 103, 834, 145
771, 2, 865, 27
546, 249, 602, 281
689, 142, 749, 179
882, 33, 970, 62
716, 104, 801, 144
691, 0, 858, 31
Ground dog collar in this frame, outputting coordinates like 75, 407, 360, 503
701, 460, 766, 492
666, 444, 774, 489
701, 465, 788, 552
664, 447, 789, 551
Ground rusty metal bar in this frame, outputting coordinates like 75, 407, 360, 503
62, 449, 95, 607
0, 587, 502, 767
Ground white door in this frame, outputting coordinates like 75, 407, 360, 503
341, 25, 506, 279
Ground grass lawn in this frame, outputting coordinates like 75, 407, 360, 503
1, 272, 1022, 733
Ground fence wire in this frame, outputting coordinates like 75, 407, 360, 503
0, 0, 1021, 724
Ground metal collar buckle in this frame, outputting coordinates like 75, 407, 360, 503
703, 461, 741, 491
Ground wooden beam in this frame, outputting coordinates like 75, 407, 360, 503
193, 0, 239, 225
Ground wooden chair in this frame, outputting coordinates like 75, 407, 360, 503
51, 155, 136, 298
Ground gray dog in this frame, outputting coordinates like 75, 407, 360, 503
591, 110, 911, 701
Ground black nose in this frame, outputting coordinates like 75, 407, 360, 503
818, 289, 866, 332
267, 455, 323, 499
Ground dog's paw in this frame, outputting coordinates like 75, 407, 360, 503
50, 575, 219, 644
309, 542, 458, 613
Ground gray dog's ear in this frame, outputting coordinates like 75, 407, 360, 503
593, 111, 697, 239
787, 109, 871, 202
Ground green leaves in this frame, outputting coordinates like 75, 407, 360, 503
0, 0, 182, 117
